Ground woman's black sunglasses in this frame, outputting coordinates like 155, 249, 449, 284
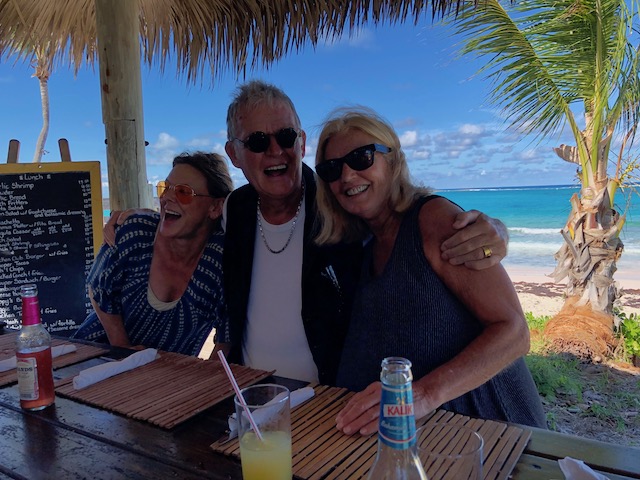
232, 127, 300, 153
315, 144, 392, 183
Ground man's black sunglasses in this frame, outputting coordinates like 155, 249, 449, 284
315, 143, 392, 183
232, 127, 300, 153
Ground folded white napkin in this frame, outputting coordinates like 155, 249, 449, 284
0, 344, 77, 372
0, 357, 15, 373
559, 457, 610, 480
228, 386, 315, 434
73, 348, 158, 390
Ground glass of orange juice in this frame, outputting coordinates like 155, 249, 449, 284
234, 384, 292, 480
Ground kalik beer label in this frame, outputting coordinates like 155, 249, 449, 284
378, 383, 416, 449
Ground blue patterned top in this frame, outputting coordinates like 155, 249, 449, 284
72, 214, 229, 356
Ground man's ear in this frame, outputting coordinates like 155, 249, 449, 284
225, 141, 241, 168
299, 129, 307, 160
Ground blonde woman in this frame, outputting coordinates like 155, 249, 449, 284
314, 107, 546, 433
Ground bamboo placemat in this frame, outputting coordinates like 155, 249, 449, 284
55, 351, 275, 429
210, 385, 531, 480
0, 332, 108, 387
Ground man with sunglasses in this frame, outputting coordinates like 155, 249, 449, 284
220, 80, 510, 385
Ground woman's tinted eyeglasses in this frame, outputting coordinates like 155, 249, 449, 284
156, 180, 213, 205
315, 144, 392, 183
232, 127, 300, 153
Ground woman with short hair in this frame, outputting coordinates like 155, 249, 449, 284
72, 152, 232, 356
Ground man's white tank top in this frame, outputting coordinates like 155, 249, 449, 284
241, 202, 319, 382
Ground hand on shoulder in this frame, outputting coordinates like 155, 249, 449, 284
440, 208, 509, 270
103, 208, 155, 246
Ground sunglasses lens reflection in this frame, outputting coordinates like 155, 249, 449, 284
316, 161, 341, 183
244, 128, 298, 153
157, 182, 196, 205
275, 128, 298, 148
245, 133, 270, 153
316, 148, 375, 183
174, 185, 195, 204
348, 150, 374, 171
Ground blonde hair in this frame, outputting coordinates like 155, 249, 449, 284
314, 106, 431, 245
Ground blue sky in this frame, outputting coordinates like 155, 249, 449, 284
0, 17, 580, 196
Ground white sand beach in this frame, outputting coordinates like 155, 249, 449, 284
506, 265, 640, 317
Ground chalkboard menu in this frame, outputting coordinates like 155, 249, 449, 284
0, 161, 103, 336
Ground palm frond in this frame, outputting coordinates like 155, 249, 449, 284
450, 0, 640, 187
452, 0, 586, 142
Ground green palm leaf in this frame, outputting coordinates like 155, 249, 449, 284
451, 0, 639, 179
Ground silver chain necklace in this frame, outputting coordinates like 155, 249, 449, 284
256, 181, 305, 254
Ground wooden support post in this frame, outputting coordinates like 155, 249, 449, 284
7, 139, 20, 163
95, 0, 152, 210
59, 139, 72, 162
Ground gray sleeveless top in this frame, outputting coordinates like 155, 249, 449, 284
336, 196, 547, 428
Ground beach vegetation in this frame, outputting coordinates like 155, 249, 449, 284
524, 311, 551, 332
525, 312, 583, 401
614, 310, 640, 361
451, 0, 640, 361
525, 312, 639, 442
525, 352, 583, 402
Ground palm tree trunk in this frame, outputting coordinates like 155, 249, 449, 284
32, 74, 50, 163
545, 183, 624, 359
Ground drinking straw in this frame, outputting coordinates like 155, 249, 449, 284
217, 350, 264, 442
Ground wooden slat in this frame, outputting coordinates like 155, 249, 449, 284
54, 351, 274, 429
210, 385, 530, 480
0, 332, 108, 387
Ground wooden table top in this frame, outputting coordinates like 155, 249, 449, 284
0, 341, 638, 480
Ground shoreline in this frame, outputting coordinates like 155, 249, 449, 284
505, 265, 640, 317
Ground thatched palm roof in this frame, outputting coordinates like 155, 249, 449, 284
0, 0, 460, 82
0, 0, 464, 209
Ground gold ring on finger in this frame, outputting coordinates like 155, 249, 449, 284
482, 246, 492, 258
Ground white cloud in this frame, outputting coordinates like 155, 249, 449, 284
519, 149, 538, 161
147, 132, 181, 165
459, 124, 483, 135
320, 27, 375, 49
347, 28, 375, 48
395, 116, 419, 128
152, 132, 180, 150
397, 116, 583, 189
472, 155, 490, 165
410, 149, 431, 160
186, 136, 212, 148
400, 130, 418, 147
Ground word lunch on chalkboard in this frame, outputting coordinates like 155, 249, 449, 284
0, 161, 103, 336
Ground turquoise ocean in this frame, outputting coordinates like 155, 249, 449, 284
438, 185, 640, 275
104, 184, 640, 275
